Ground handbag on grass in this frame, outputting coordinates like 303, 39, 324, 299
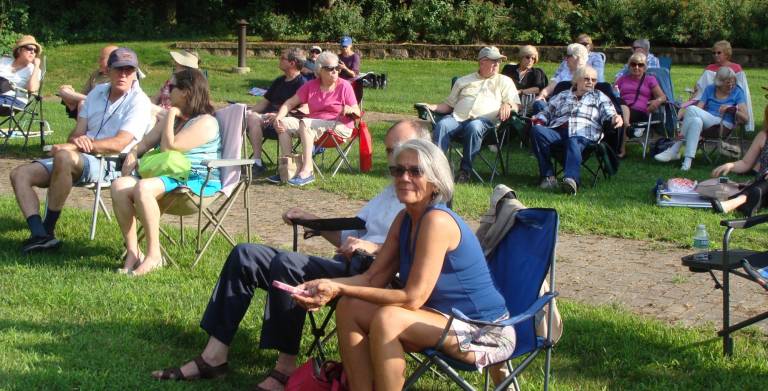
138, 149, 191, 181
285, 358, 348, 391
278, 153, 303, 183
695, 177, 745, 200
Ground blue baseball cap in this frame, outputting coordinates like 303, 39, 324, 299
108, 47, 139, 69
340, 36, 353, 47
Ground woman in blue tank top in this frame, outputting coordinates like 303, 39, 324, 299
111, 68, 220, 276
294, 139, 512, 391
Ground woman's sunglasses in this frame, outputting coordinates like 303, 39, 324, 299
629, 62, 646, 68
22, 45, 37, 54
321, 65, 340, 72
389, 165, 424, 178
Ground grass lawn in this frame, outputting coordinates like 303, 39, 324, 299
1, 199, 767, 390
2, 40, 768, 389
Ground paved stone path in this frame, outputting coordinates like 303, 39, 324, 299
2, 114, 767, 335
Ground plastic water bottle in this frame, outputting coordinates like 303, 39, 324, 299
693, 224, 710, 261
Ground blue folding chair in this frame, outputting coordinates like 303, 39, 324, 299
403, 208, 559, 391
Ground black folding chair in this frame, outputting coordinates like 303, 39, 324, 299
682, 214, 768, 356
0, 55, 51, 152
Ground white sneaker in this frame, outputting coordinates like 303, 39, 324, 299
680, 157, 692, 171
654, 141, 683, 162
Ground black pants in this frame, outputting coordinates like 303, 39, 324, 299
736, 177, 768, 216
200, 243, 373, 355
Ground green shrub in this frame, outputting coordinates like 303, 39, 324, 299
255, 13, 293, 41
360, 0, 395, 42
308, 1, 365, 42
0, 0, 28, 54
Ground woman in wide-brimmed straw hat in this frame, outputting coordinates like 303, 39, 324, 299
153, 49, 200, 110
0, 35, 43, 109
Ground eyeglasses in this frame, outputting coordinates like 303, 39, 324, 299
582, 77, 597, 83
113, 66, 136, 75
389, 165, 424, 178
631, 46, 643, 51
22, 45, 37, 53
629, 62, 646, 68
321, 65, 340, 72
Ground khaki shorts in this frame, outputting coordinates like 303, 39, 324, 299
279, 117, 353, 141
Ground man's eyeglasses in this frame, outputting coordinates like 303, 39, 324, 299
22, 45, 37, 53
389, 165, 424, 178
321, 65, 340, 72
582, 77, 597, 83
113, 66, 136, 75
629, 62, 646, 68
632, 46, 643, 51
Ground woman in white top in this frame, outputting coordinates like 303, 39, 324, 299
0, 35, 42, 109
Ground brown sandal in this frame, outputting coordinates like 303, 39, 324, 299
154, 355, 228, 381
252, 369, 291, 391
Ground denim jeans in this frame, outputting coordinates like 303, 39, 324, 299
432, 116, 495, 171
531, 125, 594, 183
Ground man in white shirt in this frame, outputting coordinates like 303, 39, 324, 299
149, 120, 431, 389
424, 46, 519, 183
10, 47, 152, 253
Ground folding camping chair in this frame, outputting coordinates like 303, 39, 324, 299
628, 67, 678, 159
404, 208, 559, 391
310, 79, 370, 178
698, 105, 746, 164
682, 213, 768, 356
145, 103, 254, 266
289, 216, 368, 361
0, 55, 51, 152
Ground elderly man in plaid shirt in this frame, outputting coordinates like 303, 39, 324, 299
531, 66, 623, 195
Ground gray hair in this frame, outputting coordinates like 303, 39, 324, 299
392, 139, 453, 206
715, 66, 737, 86
573, 66, 597, 82
519, 45, 539, 63
316, 51, 339, 70
628, 52, 647, 66
567, 43, 589, 68
633, 39, 650, 51
282, 48, 306, 71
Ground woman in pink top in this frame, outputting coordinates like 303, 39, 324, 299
274, 51, 361, 186
614, 52, 666, 157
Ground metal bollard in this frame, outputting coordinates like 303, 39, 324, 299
232, 19, 251, 74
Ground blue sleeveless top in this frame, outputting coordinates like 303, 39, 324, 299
398, 204, 507, 321
183, 114, 221, 182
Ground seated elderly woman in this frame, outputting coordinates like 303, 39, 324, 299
532, 43, 589, 114
711, 114, 768, 216
502, 45, 547, 115
551, 34, 606, 83
655, 66, 748, 171
272, 51, 361, 186
614, 52, 666, 157
293, 138, 513, 391
110, 68, 220, 276
691, 40, 754, 131
531, 66, 623, 195
0, 35, 43, 110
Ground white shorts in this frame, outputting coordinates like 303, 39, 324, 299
279, 117, 353, 141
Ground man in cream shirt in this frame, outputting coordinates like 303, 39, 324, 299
425, 46, 519, 183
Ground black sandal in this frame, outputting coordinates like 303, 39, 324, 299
252, 369, 291, 391
710, 198, 725, 214
154, 355, 228, 381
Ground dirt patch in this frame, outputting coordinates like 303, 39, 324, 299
1, 147, 765, 335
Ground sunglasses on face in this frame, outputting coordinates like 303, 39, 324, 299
321, 65, 340, 72
22, 45, 37, 53
389, 165, 424, 178
629, 62, 646, 68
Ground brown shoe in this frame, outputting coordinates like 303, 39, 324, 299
153, 356, 228, 381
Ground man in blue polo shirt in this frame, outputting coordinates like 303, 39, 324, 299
10, 47, 152, 253
246, 47, 308, 176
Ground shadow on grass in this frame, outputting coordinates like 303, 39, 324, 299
0, 318, 272, 390
552, 302, 768, 390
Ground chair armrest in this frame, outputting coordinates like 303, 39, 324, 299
721, 213, 768, 229
202, 158, 256, 168
291, 217, 366, 232
450, 292, 558, 328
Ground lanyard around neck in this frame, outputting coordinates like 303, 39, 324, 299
93, 88, 129, 139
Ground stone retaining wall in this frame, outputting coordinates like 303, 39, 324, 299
176, 41, 768, 67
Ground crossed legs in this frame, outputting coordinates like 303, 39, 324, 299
110, 176, 167, 274
335, 297, 473, 391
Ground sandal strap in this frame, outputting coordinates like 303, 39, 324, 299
193, 355, 229, 379
268, 369, 290, 385
159, 366, 186, 381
